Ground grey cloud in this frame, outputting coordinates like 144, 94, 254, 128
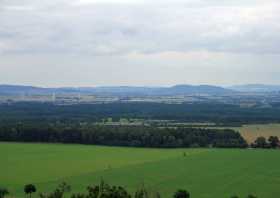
0, 0, 280, 56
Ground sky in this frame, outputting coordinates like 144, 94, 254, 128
0, 0, 280, 87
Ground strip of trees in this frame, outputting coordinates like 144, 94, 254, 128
0, 182, 259, 198
0, 125, 248, 148
1, 122, 280, 149
251, 136, 280, 148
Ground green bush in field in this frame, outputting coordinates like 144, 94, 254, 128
134, 184, 149, 198
247, 194, 257, 198
24, 184, 36, 198
39, 182, 71, 198
71, 181, 131, 198
0, 187, 9, 198
173, 190, 190, 198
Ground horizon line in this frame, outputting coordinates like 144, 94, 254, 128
0, 83, 280, 89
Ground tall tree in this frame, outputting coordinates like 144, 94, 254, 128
0, 188, 9, 198
254, 137, 267, 148
268, 136, 279, 148
38, 182, 71, 198
24, 184, 36, 198
134, 184, 149, 198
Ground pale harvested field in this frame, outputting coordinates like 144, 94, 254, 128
202, 124, 280, 143
238, 124, 280, 143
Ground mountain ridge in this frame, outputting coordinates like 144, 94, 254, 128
0, 84, 234, 96
229, 84, 280, 92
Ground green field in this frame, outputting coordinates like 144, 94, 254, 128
1, 143, 280, 198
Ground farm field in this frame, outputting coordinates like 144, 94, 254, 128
238, 124, 280, 143
1, 143, 280, 198
202, 124, 280, 143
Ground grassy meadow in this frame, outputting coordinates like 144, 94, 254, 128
1, 142, 280, 198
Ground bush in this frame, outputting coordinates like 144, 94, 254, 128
173, 190, 190, 198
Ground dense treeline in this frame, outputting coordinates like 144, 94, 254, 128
0, 125, 247, 148
1, 102, 280, 125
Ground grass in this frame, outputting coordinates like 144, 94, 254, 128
1, 142, 280, 198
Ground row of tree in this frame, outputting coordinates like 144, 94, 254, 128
0, 182, 258, 198
251, 136, 280, 148
0, 125, 248, 148
1, 123, 280, 149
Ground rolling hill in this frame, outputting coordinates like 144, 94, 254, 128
0, 84, 235, 96
230, 84, 280, 93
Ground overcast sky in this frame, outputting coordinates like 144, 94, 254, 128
0, 0, 280, 87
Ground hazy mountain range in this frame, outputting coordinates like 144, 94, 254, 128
229, 84, 280, 93
0, 84, 279, 96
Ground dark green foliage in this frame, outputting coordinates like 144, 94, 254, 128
24, 184, 36, 198
71, 193, 86, 198
230, 195, 239, 198
252, 137, 268, 148
268, 136, 279, 148
247, 194, 257, 198
58, 182, 71, 193
1, 102, 280, 125
39, 182, 71, 198
134, 185, 149, 198
71, 181, 161, 198
71, 181, 131, 198
0, 187, 9, 198
173, 190, 190, 198
0, 125, 247, 148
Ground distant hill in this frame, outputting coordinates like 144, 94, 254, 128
230, 84, 280, 92
0, 85, 79, 95
0, 84, 235, 96
79, 85, 234, 95
165, 85, 233, 95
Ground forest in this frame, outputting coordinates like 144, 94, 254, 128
1, 102, 280, 125
0, 125, 248, 148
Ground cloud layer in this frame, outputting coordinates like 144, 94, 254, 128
0, 0, 280, 86
1, 0, 280, 55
